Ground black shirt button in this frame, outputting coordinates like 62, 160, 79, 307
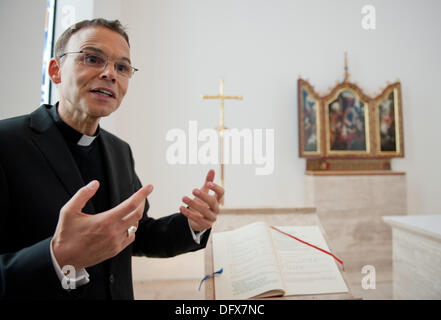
109, 274, 115, 284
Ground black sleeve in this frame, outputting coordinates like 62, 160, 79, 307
0, 162, 84, 300
0, 238, 58, 298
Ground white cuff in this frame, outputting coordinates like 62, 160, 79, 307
187, 220, 207, 245
50, 238, 90, 290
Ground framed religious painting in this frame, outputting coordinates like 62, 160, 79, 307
373, 82, 404, 157
324, 83, 372, 157
297, 54, 405, 173
298, 79, 322, 157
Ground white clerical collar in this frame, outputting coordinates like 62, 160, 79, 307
77, 134, 98, 146
49, 103, 101, 147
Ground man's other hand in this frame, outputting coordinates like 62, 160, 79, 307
180, 169, 224, 232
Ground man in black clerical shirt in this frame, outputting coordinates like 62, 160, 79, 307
0, 18, 224, 299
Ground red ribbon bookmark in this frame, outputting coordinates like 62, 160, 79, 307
270, 226, 344, 271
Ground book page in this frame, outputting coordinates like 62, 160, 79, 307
270, 226, 348, 296
212, 221, 284, 299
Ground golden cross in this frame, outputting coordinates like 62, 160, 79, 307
201, 79, 243, 204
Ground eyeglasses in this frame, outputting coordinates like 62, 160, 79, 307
58, 50, 138, 78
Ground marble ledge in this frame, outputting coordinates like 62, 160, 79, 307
306, 170, 406, 176
382, 215, 441, 242
219, 207, 317, 214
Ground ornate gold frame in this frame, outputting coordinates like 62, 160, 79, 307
372, 82, 404, 157
323, 83, 372, 157
297, 55, 404, 169
298, 79, 322, 158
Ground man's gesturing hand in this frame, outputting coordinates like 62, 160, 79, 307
180, 170, 224, 232
52, 180, 153, 271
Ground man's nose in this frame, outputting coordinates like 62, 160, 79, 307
99, 62, 117, 82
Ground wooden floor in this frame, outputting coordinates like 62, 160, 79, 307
133, 269, 393, 300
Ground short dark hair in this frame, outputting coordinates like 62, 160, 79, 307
54, 18, 130, 58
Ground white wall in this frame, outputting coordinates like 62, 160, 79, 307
1, 0, 441, 280
118, 0, 441, 280
0, 0, 45, 119
116, 0, 441, 217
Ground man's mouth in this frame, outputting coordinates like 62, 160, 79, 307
90, 88, 116, 99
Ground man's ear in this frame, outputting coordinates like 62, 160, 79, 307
48, 58, 61, 84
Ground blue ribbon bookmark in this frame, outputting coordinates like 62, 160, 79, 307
198, 268, 223, 291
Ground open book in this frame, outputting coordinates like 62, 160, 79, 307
212, 221, 348, 299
